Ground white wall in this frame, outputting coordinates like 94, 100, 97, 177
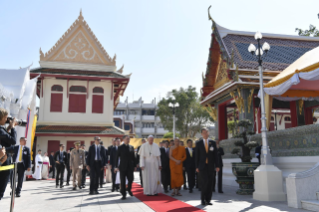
222, 156, 319, 193
39, 78, 113, 125
36, 136, 113, 153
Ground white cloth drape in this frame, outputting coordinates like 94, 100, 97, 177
264, 68, 319, 97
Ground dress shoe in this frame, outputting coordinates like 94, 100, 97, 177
154, 193, 158, 196
72, 187, 77, 190
183, 186, 188, 190
60, 185, 64, 188
89, 192, 94, 195
189, 189, 193, 193
206, 202, 213, 205
164, 190, 169, 193
121, 196, 126, 200
16, 193, 21, 198
79, 186, 82, 189
111, 189, 115, 192
218, 191, 224, 193
128, 191, 133, 196
82, 185, 86, 188
201, 201, 206, 206
95, 191, 100, 194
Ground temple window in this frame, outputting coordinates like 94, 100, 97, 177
92, 87, 104, 114
50, 85, 63, 112
69, 86, 86, 113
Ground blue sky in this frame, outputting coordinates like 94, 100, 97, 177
1, 0, 319, 105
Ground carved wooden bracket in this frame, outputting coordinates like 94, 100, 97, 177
230, 88, 245, 114
247, 89, 255, 113
298, 99, 304, 115
204, 105, 217, 121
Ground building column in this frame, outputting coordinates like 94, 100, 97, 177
218, 103, 227, 140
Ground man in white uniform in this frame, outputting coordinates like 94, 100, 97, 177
138, 135, 162, 196
33, 150, 43, 180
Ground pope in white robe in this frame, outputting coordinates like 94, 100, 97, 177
33, 151, 43, 180
41, 153, 50, 179
139, 135, 163, 195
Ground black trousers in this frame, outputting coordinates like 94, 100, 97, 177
120, 168, 133, 197
161, 168, 170, 191
99, 169, 104, 186
81, 167, 87, 186
111, 168, 118, 190
89, 161, 100, 192
186, 167, 195, 190
15, 163, 26, 194
56, 163, 65, 186
212, 167, 223, 192
49, 165, 55, 178
0, 169, 11, 200
183, 170, 187, 187
66, 164, 71, 183
199, 165, 214, 203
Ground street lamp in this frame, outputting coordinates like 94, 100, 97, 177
248, 32, 286, 201
168, 100, 179, 139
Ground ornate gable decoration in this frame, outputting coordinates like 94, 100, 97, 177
214, 58, 230, 89
40, 10, 116, 66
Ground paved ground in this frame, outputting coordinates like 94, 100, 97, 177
0, 173, 309, 212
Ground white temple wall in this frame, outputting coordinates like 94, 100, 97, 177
39, 78, 114, 125
222, 156, 319, 193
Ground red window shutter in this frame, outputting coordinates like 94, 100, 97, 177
92, 95, 103, 113
69, 94, 86, 113
50, 93, 63, 112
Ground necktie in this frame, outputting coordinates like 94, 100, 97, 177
19, 146, 22, 162
189, 148, 192, 157
97, 146, 100, 160
205, 140, 208, 164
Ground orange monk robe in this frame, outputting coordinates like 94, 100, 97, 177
170, 146, 186, 189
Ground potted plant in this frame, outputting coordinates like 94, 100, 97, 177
230, 119, 259, 195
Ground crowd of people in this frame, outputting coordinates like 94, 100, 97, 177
0, 108, 226, 206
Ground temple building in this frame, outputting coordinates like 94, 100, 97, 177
30, 11, 131, 153
200, 12, 319, 198
201, 16, 319, 141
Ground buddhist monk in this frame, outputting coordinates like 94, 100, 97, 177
169, 137, 186, 196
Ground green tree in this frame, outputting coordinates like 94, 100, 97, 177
163, 132, 181, 139
157, 86, 213, 137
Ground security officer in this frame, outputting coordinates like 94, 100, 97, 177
70, 141, 86, 190
0, 108, 17, 200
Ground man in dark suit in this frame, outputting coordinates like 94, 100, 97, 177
54, 144, 67, 188
184, 139, 195, 193
99, 141, 108, 188
110, 138, 120, 192
6, 137, 31, 197
108, 138, 116, 158
195, 128, 220, 206
81, 144, 88, 188
87, 136, 107, 195
65, 149, 72, 186
136, 138, 146, 187
212, 140, 224, 193
160, 140, 170, 193
0, 109, 17, 201
115, 135, 136, 200
49, 151, 56, 178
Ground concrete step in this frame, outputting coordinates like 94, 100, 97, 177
301, 200, 319, 212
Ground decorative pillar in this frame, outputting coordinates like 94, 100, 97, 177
218, 103, 227, 140
290, 101, 298, 128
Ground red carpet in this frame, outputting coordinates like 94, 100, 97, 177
131, 183, 204, 212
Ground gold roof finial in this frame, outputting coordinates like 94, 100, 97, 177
79, 9, 84, 22
208, 6, 213, 22
40, 48, 44, 60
